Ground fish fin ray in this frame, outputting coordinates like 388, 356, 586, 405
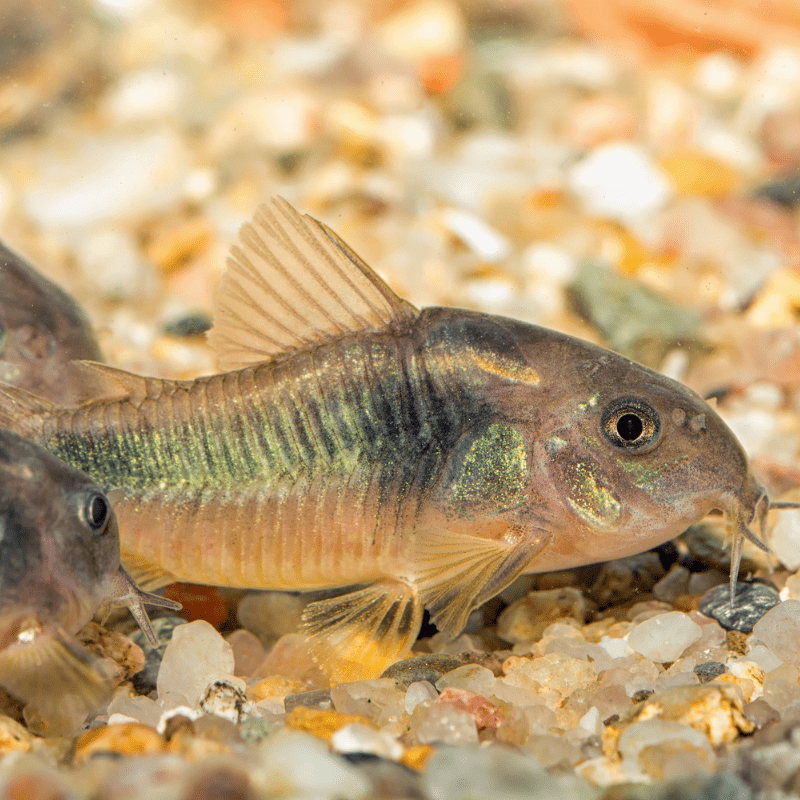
302, 581, 423, 683
416, 527, 549, 639
208, 197, 418, 370
121, 548, 180, 592
0, 625, 111, 734
0, 384, 54, 437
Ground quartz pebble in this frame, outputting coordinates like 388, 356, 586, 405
752, 599, 800, 667
567, 143, 672, 225
497, 587, 592, 645
156, 620, 236, 707
627, 613, 703, 663
699, 583, 781, 633
422, 745, 599, 800
259, 730, 370, 800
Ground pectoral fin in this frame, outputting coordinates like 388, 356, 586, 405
106, 565, 182, 647
302, 581, 423, 683
0, 625, 112, 735
415, 526, 550, 639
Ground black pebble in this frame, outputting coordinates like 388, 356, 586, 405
694, 661, 726, 684
754, 174, 800, 207
163, 312, 212, 337
698, 582, 781, 633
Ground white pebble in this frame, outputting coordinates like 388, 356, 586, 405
441, 207, 511, 262
522, 242, 576, 284
76, 229, 157, 300
598, 635, 634, 659
260, 730, 370, 800
24, 130, 189, 229
627, 612, 702, 663
103, 69, 188, 125
331, 722, 404, 760
578, 706, 601, 735
567, 143, 672, 225
405, 681, 438, 714
694, 52, 744, 99
156, 620, 236, 708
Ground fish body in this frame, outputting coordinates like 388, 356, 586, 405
0, 199, 778, 681
0, 428, 178, 732
0, 241, 102, 404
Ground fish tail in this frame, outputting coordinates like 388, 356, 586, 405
0, 383, 56, 437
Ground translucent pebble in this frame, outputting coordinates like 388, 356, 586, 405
752, 600, 800, 666
106, 694, 162, 729
156, 620, 235, 707
747, 643, 784, 672
330, 680, 405, 726
627, 612, 702, 662
408, 702, 478, 746
567, 143, 672, 225
237, 592, 307, 644
498, 589, 590, 646
435, 664, 496, 696
422, 744, 596, 800
330, 722, 403, 761
224, 629, 266, 678
617, 719, 716, 780
502, 653, 596, 696
405, 681, 438, 714
598, 635, 633, 659
770, 513, 800, 571
259, 730, 370, 800
578, 707, 601, 735
543, 637, 612, 672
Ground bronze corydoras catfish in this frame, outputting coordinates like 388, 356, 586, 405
0, 199, 779, 681
0, 428, 178, 733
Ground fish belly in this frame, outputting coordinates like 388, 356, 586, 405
116, 475, 410, 592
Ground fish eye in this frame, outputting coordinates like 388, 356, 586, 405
601, 398, 661, 452
83, 491, 110, 532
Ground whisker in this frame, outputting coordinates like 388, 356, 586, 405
769, 500, 800, 510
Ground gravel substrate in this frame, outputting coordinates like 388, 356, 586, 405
3, 0, 800, 797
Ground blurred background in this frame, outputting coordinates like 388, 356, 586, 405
2, 0, 800, 504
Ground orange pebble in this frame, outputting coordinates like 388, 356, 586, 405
73, 723, 165, 764
419, 53, 465, 95
401, 744, 435, 770
659, 152, 740, 198
164, 583, 230, 628
285, 707, 371, 743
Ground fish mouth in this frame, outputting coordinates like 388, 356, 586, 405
727, 479, 800, 603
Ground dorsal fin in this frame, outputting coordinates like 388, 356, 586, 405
208, 197, 419, 370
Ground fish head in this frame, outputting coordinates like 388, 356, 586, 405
0, 242, 102, 404
419, 309, 775, 582
0, 429, 120, 637
511, 321, 772, 577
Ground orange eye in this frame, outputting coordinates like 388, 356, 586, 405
601, 399, 660, 451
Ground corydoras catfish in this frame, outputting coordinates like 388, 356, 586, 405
0, 428, 179, 733
0, 241, 102, 405
0, 199, 791, 682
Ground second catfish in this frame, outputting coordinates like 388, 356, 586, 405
0, 199, 781, 681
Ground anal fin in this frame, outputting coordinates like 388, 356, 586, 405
416, 526, 550, 639
302, 581, 423, 683
0, 625, 112, 736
